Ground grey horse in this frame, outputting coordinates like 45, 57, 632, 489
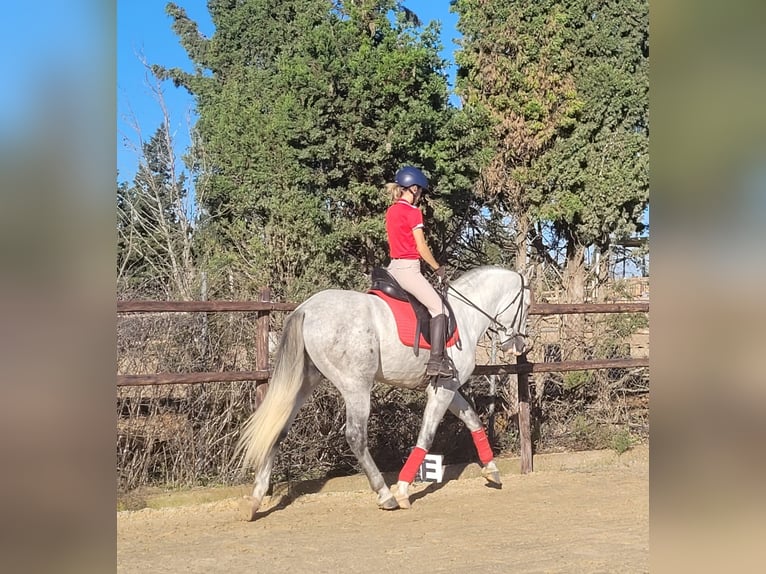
235, 266, 531, 520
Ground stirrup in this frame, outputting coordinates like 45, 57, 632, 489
426, 358, 453, 378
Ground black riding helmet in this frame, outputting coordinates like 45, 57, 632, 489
394, 166, 429, 191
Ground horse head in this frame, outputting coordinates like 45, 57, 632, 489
497, 271, 532, 356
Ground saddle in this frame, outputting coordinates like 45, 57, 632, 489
369, 267, 460, 355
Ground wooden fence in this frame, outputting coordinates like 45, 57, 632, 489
117, 290, 649, 474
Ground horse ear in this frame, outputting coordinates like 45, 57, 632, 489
519, 268, 534, 304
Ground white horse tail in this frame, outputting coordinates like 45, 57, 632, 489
235, 309, 306, 473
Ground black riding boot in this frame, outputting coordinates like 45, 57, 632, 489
426, 314, 452, 377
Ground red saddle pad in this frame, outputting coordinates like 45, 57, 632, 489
369, 290, 459, 350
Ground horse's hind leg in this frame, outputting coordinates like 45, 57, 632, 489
244, 441, 279, 520
245, 369, 322, 520
342, 390, 397, 510
448, 391, 502, 486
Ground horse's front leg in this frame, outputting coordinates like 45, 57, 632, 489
394, 381, 456, 509
448, 391, 502, 486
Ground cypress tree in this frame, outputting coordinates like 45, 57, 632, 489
155, 0, 483, 299
453, 0, 648, 296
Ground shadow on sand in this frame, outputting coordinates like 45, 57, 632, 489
250, 459, 495, 518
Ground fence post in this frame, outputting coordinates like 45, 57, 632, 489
517, 353, 533, 474
254, 287, 271, 408
487, 330, 498, 446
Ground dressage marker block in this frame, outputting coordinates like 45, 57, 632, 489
415, 454, 444, 483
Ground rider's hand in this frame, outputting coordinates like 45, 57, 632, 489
435, 265, 447, 280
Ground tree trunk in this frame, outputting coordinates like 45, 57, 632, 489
594, 244, 611, 303
563, 242, 587, 360
514, 213, 529, 271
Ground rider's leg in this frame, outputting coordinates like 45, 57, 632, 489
426, 313, 452, 376
386, 259, 451, 376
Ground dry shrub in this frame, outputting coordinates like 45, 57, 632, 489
117, 382, 261, 492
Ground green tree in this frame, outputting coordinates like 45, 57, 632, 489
453, 0, 648, 298
453, 0, 584, 269
155, 0, 484, 300
529, 0, 649, 305
453, 0, 648, 361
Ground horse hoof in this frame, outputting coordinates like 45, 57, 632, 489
378, 495, 398, 511
239, 496, 261, 522
481, 465, 503, 487
484, 472, 502, 487
394, 492, 411, 509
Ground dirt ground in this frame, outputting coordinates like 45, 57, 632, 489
117, 444, 648, 573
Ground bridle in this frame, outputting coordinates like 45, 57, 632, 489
444, 272, 529, 348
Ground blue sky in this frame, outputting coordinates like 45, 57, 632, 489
117, 1, 460, 184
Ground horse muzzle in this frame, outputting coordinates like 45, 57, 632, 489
500, 334, 527, 356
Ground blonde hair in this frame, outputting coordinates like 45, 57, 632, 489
386, 182, 405, 203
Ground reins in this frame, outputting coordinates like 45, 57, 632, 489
444, 272, 527, 342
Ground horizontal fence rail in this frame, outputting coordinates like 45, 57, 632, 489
117, 356, 650, 386
472, 357, 649, 376
117, 371, 271, 386
117, 300, 648, 315
529, 302, 648, 314
117, 300, 297, 313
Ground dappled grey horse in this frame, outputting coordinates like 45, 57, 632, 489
235, 266, 531, 519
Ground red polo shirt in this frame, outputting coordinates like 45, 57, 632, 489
385, 200, 423, 259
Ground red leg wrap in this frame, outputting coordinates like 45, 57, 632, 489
398, 446, 428, 484
471, 428, 494, 465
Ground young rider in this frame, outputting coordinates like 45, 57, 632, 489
384, 165, 451, 378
